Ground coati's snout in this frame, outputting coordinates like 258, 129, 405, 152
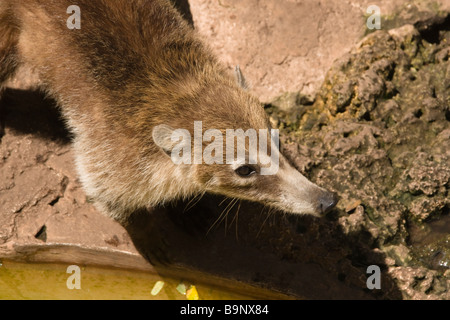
210, 160, 339, 217
316, 190, 339, 215
272, 157, 339, 217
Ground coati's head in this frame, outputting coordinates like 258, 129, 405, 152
151, 67, 338, 217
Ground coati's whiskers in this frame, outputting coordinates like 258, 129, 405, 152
183, 191, 206, 213
207, 197, 238, 235
257, 205, 276, 238
229, 199, 242, 240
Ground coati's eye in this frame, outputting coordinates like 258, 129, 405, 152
235, 165, 256, 177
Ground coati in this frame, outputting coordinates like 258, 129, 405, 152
0, 0, 338, 223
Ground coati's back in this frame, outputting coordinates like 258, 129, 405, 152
0, 0, 338, 222
4, 0, 212, 110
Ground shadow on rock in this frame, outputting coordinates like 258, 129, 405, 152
124, 194, 403, 299
0, 88, 72, 143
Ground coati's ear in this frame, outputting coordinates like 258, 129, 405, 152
152, 124, 191, 157
235, 65, 249, 90
152, 124, 177, 155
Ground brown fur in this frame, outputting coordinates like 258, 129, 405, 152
0, 0, 337, 222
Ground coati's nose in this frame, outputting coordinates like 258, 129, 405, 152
318, 191, 339, 215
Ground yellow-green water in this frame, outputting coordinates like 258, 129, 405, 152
0, 260, 257, 300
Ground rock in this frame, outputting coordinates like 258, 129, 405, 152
269, 92, 302, 113
270, 13, 449, 299
384, 244, 412, 266
389, 266, 449, 300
